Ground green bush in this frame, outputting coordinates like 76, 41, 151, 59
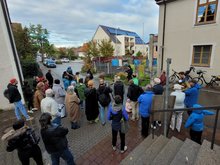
21, 59, 43, 78
56, 60, 62, 64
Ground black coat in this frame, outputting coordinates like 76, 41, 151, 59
114, 81, 124, 99
41, 125, 68, 154
7, 84, 21, 103
153, 84, 164, 95
127, 84, 144, 102
97, 85, 112, 107
46, 72, 54, 86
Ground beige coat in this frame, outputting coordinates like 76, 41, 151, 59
33, 90, 44, 111
65, 92, 80, 122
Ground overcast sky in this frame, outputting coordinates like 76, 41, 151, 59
7, 0, 159, 47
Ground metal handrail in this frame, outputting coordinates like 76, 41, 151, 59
151, 105, 220, 149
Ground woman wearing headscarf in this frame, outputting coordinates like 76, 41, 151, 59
84, 80, 99, 123
65, 86, 81, 129
33, 82, 45, 111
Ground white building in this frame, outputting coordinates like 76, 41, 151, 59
0, 0, 24, 110
92, 25, 147, 57
156, 0, 220, 80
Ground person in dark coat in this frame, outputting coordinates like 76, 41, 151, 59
3, 119, 43, 165
113, 76, 125, 103
39, 113, 75, 165
107, 95, 129, 153
45, 70, 54, 88
125, 65, 133, 81
87, 69, 93, 80
22, 81, 34, 112
84, 80, 99, 123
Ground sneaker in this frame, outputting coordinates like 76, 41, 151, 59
28, 110, 34, 114
112, 146, 116, 151
121, 146, 127, 153
31, 108, 38, 111
156, 121, 162, 127
95, 117, 99, 123
151, 124, 156, 130
26, 117, 34, 121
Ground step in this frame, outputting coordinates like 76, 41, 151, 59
135, 135, 169, 165
120, 135, 158, 165
151, 136, 184, 165
170, 138, 200, 165
194, 139, 220, 165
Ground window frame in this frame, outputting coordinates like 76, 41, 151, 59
195, 0, 218, 25
191, 45, 212, 67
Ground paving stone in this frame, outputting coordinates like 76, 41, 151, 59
194, 139, 220, 165
151, 136, 183, 165
135, 135, 169, 165
120, 135, 158, 165
170, 138, 200, 165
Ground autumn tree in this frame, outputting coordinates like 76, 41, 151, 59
98, 39, 114, 57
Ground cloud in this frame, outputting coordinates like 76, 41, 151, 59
7, 0, 159, 47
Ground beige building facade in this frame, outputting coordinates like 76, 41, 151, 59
156, 0, 220, 80
0, 0, 24, 110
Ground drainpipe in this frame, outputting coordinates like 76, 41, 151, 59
161, 0, 167, 71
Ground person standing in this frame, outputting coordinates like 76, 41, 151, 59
41, 89, 62, 126
65, 86, 81, 129
184, 80, 201, 115
114, 76, 124, 103
33, 82, 45, 111
159, 70, 166, 86
2, 119, 43, 165
53, 79, 66, 118
39, 113, 75, 165
132, 73, 139, 86
75, 78, 86, 109
7, 78, 32, 120
97, 79, 113, 125
87, 68, 93, 80
185, 104, 214, 144
125, 65, 133, 81
138, 84, 154, 138
84, 80, 99, 123
46, 70, 54, 88
127, 80, 144, 121
170, 84, 185, 132
22, 81, 34, 113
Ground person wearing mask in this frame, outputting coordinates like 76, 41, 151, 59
138, 84, 154, 138
107, 95, 129, 153
7, 78, 33, 121
170, 84, 185, 132
39, 113, 75, 165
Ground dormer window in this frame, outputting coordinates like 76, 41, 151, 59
196, 0, 218, 25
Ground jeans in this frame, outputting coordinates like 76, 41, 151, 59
141, 116, 150, 138
99, 104, 109, 125
14, 100, 30, 120
112, 129, 125, 150
52, 116, 61, 126
51, 148, 75, 165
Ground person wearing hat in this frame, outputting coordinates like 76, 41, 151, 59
40, 89, 62, 126
170, 84, 185, 132
7, 78, 33, 121
107, 95, 129, 153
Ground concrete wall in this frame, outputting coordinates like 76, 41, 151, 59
157, 0, 220, 80
0, 0, 24, 110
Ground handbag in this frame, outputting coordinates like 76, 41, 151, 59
121, 118, 129, 134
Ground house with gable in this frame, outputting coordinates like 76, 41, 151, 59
155, 0, 220, 81
92, 25, 147, 57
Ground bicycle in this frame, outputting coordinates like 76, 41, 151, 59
169, 67, 195, 83
192, 70, 220, 87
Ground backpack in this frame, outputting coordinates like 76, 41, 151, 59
25, 128, 40, 147
3, 89, 9, 100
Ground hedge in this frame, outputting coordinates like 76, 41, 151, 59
21, 60, 43, 78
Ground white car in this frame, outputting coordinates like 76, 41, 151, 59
61, 58, 70, 63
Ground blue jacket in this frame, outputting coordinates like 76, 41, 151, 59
184, 83, 201, 107
185, 104, 214, 131
62, 78, 70, 91
107, 104, 129, 131
138, 91, 154, 118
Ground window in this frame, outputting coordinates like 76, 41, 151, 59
192, 45, 212, 66
196, 0, 218, 24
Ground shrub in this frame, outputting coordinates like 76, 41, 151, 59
21, 59, 43, 78
116, 72, 127, 80
56, 60, 62, 64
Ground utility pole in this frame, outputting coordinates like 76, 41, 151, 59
149, 34, 154, 82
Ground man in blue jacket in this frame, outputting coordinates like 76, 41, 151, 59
184, 80, 201, 115
185, 104, 214, 144
138, 84, 154, 138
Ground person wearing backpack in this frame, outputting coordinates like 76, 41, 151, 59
6, 78, 33, 121
97, 79, 113, 125
107, 95, 129, 153
2, 119, 43, 165
113, 76, 124, 103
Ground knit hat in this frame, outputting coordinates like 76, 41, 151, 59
173, 84, 183, 90
10, 78, 17, 84
154, 78, 161, 85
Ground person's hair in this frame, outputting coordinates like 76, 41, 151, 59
39, 113, 52, 129
79, 78, 83, 83
67, 86, 75, 94
13, 119, 25, 130
36, 82, 44, 90
54, 79, 60, 84
114, 95, 122, 104
145, 84, 152, 91
75, 72, 79, 75
129, 79, 134, 85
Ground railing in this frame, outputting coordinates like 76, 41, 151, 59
151, 105, 220, 149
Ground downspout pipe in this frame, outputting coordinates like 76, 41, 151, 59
161, 0, 167, 71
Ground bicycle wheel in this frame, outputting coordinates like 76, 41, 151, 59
211, 81, 219, 88
169, 75, 176, 83
193, 77, 203, 86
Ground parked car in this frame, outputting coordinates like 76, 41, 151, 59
46, 59, 56, 68
61, 58, 70, 63
43, 58, 49, 66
